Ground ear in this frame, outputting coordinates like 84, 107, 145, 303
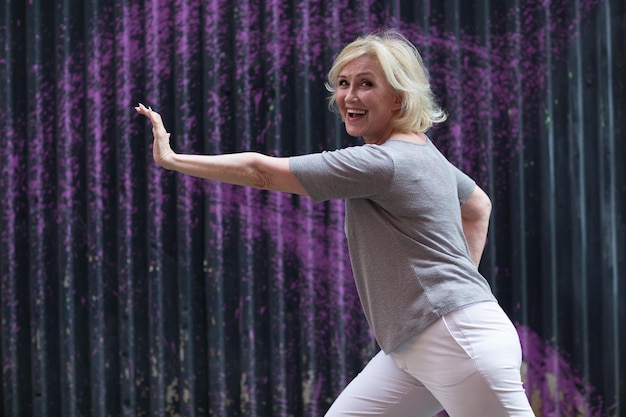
393, 95, 403, 111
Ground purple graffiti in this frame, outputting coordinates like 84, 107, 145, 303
1, 0, 612, 415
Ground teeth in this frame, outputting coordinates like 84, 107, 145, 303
348, 109, 366, 115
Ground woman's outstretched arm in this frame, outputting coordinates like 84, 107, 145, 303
135, 103, 308, 195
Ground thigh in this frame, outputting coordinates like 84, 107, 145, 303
392, 302, 535, 417
325, 350, 443, 417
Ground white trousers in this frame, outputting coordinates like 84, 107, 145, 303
325, 302, 535, 417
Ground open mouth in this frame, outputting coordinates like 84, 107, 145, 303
347, 108, 367, 119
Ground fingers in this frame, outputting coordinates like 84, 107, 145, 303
135, 102, 154, 117
135, 103, 164, 126
135, 103, 172, 143
134, 102, 148, 113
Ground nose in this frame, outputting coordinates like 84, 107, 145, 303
346, 85, 358, 102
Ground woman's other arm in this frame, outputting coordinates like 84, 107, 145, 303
460, 185, 492, 267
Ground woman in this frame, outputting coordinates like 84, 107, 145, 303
136, 30, 534, 417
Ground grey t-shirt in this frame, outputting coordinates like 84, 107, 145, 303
289, 138, 497, 353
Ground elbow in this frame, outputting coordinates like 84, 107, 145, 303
246, 153, 272, 190
251, 173, 271, 190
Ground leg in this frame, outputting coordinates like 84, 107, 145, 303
391, 302, 535, 417
325, 350, 444, 417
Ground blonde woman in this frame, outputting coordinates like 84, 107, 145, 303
136, 30, 534, 417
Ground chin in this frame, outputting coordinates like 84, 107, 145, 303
344, 126, 362, 138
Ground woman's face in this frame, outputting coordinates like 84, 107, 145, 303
335, 55, 402, 144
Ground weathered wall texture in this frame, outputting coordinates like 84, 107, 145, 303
1, 0, 624, 416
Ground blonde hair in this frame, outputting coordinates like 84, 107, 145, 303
326, 30, 447, 133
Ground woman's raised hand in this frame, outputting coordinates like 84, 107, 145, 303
135, 103, 175, 168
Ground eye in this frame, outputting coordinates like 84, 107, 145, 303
338, 79, 349, 87
360, 80, 373, 87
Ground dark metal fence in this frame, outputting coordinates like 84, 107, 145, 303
1, 0, 624, 416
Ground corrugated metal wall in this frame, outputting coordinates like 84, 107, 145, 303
0, 0, 624, 416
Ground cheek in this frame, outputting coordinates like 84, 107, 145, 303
335, 91, 346, 106
335, 95, 348, 117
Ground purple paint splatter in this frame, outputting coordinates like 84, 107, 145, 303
1, 0, 614, 416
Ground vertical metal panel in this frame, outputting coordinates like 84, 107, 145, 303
0, 0, 25, 410
596, 0, 625, 413
84, 0, 117, 412
0, 0, 624, 416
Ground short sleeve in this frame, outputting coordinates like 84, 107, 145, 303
451, 164, 476, 205
289, 145, 395, 202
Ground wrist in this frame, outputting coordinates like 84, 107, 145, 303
154, 150, 177, 170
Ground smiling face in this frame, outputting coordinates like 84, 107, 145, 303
335, 55, 403, 144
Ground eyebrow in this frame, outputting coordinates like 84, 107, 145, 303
337, 71, 376, 78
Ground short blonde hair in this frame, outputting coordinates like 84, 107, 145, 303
326, 30, 447, 133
